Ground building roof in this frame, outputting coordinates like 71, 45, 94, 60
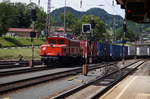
55, 27, 72, 32
56, 27, 65, 32
8, 28, 33, 32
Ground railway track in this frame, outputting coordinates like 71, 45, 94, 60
52, 60, 144, 99
0, 66, 50, 77
0, 45, 40, 49
0, 60, 42, 69
0, 60, 133, 77
0, 62, 116, 94
0, 63, 92, 77
0, 63, 100, 77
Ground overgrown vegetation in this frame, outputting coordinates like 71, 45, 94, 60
0, 48, 40, 60
0, 2, 46, 36
0, 37, 45, 47
52, 7, 150, 42
60, 13, 107, 41
0, 2, 149, 42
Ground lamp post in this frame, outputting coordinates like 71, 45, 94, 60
44, 0, 52, 39
122, 18, 127, 66
112, 0, 116, 42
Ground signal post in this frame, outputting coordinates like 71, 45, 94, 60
82, 20, 95, 76
82, 39, 88, 76
82, 24, 91, 76
122, 16, 127, 66
30, 8, 37, 67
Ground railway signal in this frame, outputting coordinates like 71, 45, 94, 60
82, 24, 91, 33
126, 2, 145, 21
90, 19, 96, 29
30, 6, 37, 67
82, 24, 93, 76
31, 9, 37, 22
30, 32, 36, 42
30, 32, 36, 38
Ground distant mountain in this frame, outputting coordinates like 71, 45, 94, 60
51, 7, 123, 29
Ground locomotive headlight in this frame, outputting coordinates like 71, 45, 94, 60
42, 47, 46, 51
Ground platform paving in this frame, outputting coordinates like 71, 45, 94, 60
100, 60, 150, 99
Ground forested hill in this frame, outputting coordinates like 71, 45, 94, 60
51, 7, 123, 28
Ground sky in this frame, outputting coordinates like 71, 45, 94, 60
0, 0, 125, 17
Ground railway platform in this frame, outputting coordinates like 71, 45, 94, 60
100, 60, 150, 99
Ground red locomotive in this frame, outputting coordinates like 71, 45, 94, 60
40, 37, 83, 65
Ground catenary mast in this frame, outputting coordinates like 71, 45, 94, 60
46, 0, 51, 37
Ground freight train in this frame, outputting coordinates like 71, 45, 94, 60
40, 36, 150, 66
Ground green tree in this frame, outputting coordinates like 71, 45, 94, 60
0, 2, 47, 37
116, 27, 139, 42
79, 15, 106, 41
59, 14, 106, 41
13, 3, 32, 28
35, 7, 47, 37
27, 3, 47, 37
145, 27, 150, 32
60, 12, 77, 29
0, 2, 16, 36
72, 19, 82, 35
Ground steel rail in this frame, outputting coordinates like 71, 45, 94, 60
0, 62, 110, 77
0, 63, 115, 94
0, 60, 41, 69
90, 61, 145, 99
0, 66, 50, 77
52, 60, 144, 99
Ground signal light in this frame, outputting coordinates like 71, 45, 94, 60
30, 32, 36, 38
90, 19, 96, 29
82, 24, 91, 33
127, 10, 132, 14
126, 2, 145, 21
31, 9, 37, 21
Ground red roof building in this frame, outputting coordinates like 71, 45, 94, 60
55, 27, 72, 32
7, 28, 36, 37
8, 28, 33, 32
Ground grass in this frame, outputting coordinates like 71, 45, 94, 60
0, 37, 16, 47
0, 47, 41, 60
0, 36, 45, 60
0, 37, 45, 47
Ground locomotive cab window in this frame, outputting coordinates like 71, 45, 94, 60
49, 39, 56, 44
58, 39, 65, 44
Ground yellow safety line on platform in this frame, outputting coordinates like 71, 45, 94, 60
100, 76, 137, 99
136, 93, 150, 98
115, 76, 137, 99
3, 97, 10, 99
